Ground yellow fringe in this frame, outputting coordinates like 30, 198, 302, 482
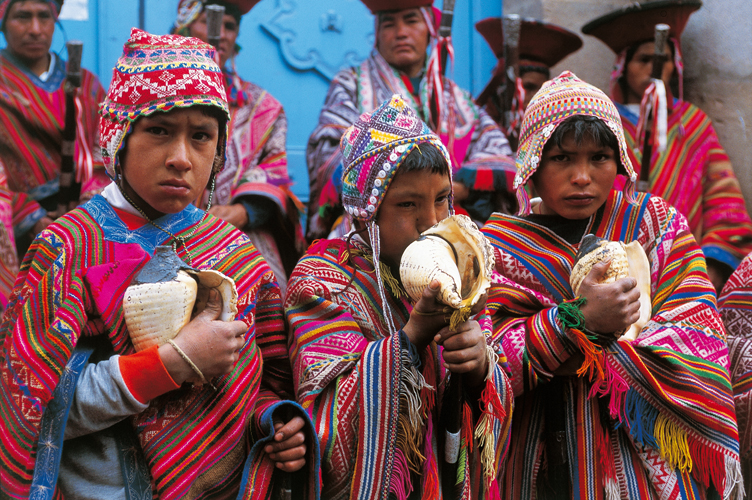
473, 413, 497, 480
350, 249, 405, 298
449, 306, 472, 331
396, 405, 427, 474
654, 414, 692, 472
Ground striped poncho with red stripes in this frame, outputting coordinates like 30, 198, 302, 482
614, 99, 752, 271
483, 190, 742, 499
285, 236, 513, 500
0, 195, 312, 499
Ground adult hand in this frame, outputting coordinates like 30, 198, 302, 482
160, 289, 247, 384
209, 203, 249, 229
264, 415, 307, 472
578, 259, 641, 337
403, 280, 450, 350
434, 319, 489, 388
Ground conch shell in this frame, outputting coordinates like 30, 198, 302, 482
123, 245, 238, 352
400, 214, 495, 319
570, 235, 651, 341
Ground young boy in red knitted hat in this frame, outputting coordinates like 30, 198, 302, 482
0, 29, 318, 499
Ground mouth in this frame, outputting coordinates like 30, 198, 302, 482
564, 194, 595, 206
159, 179, 191, 195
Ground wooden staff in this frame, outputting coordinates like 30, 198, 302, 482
637, 23, 670, 193
205, 4, 225, 49
56, 40, 83, 216
502, 15, 521, 149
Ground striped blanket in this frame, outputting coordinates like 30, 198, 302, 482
483, 190, 742, 499
615, 99, 752, 270
0, 49, 110, 232
285, 236, 513, 499
718, 253, 752, 491
0, 195, 315, 499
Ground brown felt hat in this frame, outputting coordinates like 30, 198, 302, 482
475, 17, 583, 67
361, 0, 432, 14
581, 0, 702, 54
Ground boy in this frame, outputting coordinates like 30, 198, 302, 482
285, 94, 513, 499
0, 29, 316, 499
482, 71, 742, 499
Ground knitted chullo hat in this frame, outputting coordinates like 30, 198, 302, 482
100, 28, 230, 180
340, 94, 452, 332
514, 71, 637, 215
0, 0, 63, 30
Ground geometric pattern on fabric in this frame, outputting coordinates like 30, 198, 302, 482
340, 94, 449, 222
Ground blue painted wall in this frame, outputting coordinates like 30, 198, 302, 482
1, 0, 502, 202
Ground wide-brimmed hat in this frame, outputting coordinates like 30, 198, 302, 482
581, 0, 701, 54
360, 0, 432, 14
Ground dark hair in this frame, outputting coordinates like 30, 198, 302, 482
618, 39, 679, 100
543, 115, 626, 175
398, 141, 450, 177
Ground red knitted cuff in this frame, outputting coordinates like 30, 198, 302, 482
118, 345, 179, 403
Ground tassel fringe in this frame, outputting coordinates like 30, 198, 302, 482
449, 305, 472, 331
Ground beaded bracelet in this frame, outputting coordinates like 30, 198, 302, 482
167, 339, 216, 390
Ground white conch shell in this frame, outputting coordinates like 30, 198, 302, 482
400, 214, 495, 310
123, 246, 238, 352
570, 235, 651, 341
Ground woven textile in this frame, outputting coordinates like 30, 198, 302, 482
0, 195, 315, 498
614, 100, 752, 270
173, 0, 260, 33
100, 28, 230, 178
483, 190, 742, 499
340, 94, 449, 222
718, 254, 752, 490
285, 236, 513, 499
0, 49, 108, 232
515, 71, 636, 215
0, 0, 62, 25
306, 49, 515, 239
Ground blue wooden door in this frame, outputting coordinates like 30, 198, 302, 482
3, 0, 503, 203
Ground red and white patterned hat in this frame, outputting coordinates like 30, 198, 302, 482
99, 28, 230, 179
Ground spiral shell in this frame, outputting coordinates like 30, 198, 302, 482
123, 246, 238, 352
570, 235, 651, 341
399, 214, 495, 310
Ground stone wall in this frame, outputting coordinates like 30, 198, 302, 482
503, 0, 752, 211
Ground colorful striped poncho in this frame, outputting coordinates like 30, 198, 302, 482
718, 253, 752, 491
0, 176, 17, 310
305, 49, 516, 239
0, 49, 110, 234
285, 236, 513, 499
0, 195, 318, 499
614, 99, 752, 271
201, 70, 305, 289
483, 190, 742, 499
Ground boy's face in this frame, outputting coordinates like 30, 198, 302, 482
375, 168, 452, 270
119, 107, 219, 219
532, 130, 617, 220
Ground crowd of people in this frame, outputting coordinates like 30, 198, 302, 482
0, 0, 751, 498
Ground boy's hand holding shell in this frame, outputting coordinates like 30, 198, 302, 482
123, 246, 245, 384
570, 235, 651, 340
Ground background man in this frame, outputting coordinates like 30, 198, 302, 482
306, 0, 517, 239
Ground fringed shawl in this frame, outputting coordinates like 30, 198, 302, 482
614, 100, 752, 270
0, 195, 303, 499
305, 50, 515, 239
285, 237, 513, 499
483, 190, 742, 500
718, 253, 752, 490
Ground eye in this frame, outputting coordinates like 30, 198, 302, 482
193, 131, 213, 141
592, 152, 613, 162
146, 126, 168, 136
224, 21, 238, 33
397, 201, 416, 208
436, 194, 449, 204
549, 154, 569, 162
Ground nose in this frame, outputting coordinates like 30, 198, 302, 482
29, 15, 43, 35
166, 137, 192, 171
571, 160, 592, 186
417, 206, 440, 234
